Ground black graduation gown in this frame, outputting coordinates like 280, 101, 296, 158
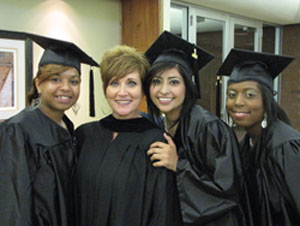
240, 120, 300, 226
174, 105, 246, 226
74, 115, 182, 226
0, 107, 76, 226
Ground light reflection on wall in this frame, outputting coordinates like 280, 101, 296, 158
46, 10, 72, 40
31, 0, 86, 78
32, 0, 84, 41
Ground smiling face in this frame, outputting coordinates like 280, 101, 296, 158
149, 68, 186, 121
105, 71, 143, 119
36, 66, 80, 118
226, 80, 264, 134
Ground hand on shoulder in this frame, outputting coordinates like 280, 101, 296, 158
147, 133, 178, 172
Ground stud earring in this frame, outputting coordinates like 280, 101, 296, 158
261, 113, 267, 128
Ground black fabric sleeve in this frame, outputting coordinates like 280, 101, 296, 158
142, 132, 182, 226
176, 121, 245, 225
143, 163, 182, 226
0, 124, 33, 226
272, 140, 300, 223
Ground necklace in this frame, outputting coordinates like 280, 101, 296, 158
60, 120, 67, 130
162, 113, 168, 132
249, 138, 254, 147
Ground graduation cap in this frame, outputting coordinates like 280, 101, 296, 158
145, 30, 214, 98
217, 48, 294, 91
26, 33, 99, 117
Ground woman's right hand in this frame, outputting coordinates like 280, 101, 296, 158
147, 133, 178, 172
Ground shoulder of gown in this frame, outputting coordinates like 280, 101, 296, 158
183, 105, 238, 152
187, 105, 220, 125
1, 107, 73, 146
268, 120, 300, 149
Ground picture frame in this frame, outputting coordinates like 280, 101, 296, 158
0, 30, 33, 121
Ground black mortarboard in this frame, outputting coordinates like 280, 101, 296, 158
26, 33, 99, 117
217, 48, 294, 91
145, 30, 214, 98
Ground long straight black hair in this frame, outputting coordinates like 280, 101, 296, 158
144, 61, 198, 128
259, 83, 291, 126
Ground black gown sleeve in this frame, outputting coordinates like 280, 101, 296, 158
143, 166, 182, 226
271, 140, 300, 222
176, 121, 245, 225
0, 124, 33, 226
137, 131, 182, 226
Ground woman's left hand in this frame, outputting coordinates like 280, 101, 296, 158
147, 133, 178, 172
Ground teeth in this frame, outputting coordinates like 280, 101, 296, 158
117, 100, 130, 104
58, 96, 71, 99
159, 98, 172, 101
234, 112, 248, 117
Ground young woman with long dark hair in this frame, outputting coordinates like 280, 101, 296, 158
219, 48, 299, 226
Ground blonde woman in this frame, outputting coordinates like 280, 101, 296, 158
74, 45, 182, 226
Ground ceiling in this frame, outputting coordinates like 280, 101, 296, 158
176, 0, 300, 25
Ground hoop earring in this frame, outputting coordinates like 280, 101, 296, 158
261, 113, 267, 128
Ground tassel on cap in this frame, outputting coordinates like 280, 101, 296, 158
89, 67, 95, 117
192, 47, 201, 98
145, 31, 214, 100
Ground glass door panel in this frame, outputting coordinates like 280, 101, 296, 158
262, 24, 281, 101
262, 25, 276, 53
170, 3, 188, 39
234, 24, 256, 50
194, 16, 225, 117
231, 17, 262, 51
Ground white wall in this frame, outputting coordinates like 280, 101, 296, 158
0, 0, 120, 127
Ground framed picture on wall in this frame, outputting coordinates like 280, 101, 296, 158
0, 30, 33, 121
